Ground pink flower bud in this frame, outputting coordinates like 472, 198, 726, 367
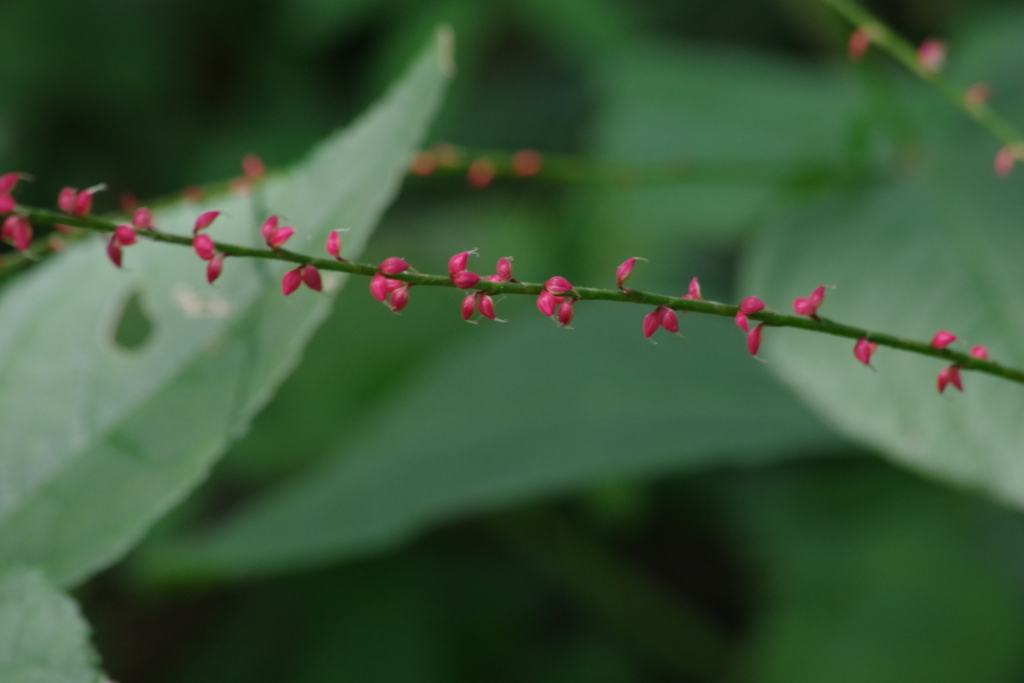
793, 286, 825, 317
114, 224, 137, 246
616, 257, 644, 290
380, 257, 409, 275
0, 195, 15, 214
479, 294, 497, 320
659, 306, 679, 333
3, 216, 31, 251
854, 337, 878, 365
537, 290, 557, 316
449, 250, 474, 276
557, 299, 575, 327
452, 270, 481, 289
995, 146, 1016, 177
370, 273, 390, 302
193, 234, 215, 261
970, 345, 989, 361
106, 238, 122, 268
74, 189, 95, 217
937, 365, 963, 393
484, 274, 505, 283
389, 284, 410, 312
242, 153, 265, 180
268, 226, 294, 250
467, 158, 496, 188
194, 211, 221, 233
58, 187, 77, 214
207, 256, 224, 283
739, 296, 765, 314
544, 276, 573, 294
497, 257, 514, 281
463, 293, 479, 320
735, 311, 749, 332
747, 323, 764, 356
282, 267, 303, 296
512, 149, 542, 177
931, 330, 956, 349
326, 230, 342, 260
643, 309, 661, 338
917, 38, 946, 72
848, 28, 871, 60
261, 216, 279, 242
687, 277, 702, 301
301, 265, 322, 292
0, 172, 21, 195
132, 208, 154, 230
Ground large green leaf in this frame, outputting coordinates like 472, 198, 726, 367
0, 567, 102, 683
145, 307, 846, 581
0, 29, 452, 587
740, 12, 1024, 506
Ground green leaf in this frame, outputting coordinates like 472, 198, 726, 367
145, 309, 846, 581
0, 28, 452, 587
721, 461, 1024, 682
740, 12, 1024, 507
0, 567, 102, 683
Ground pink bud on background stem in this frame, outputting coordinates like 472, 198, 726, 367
326, 230, 343, 260
467, 158, 496, 188
544, 276, 573, 294
938, 365, 963, 393
370, 273, 391, 302
268, 226, 294, 249
282, 267, 303, 296
2, 216, 32, 251
0, 195, 15, 214
194, 211, 221, 233
193, 234, 215, 261
448, 250, 476, 276
537, 290, 558, 316
854, 338, 878, 365
970, 345, 989, 361
735, 311, 749, 332
261, 216, 279, 242
931, 330, 957, 349
512, 149, 542, 177
557, 299, 575, 327
132, 208, 154, 230
452, 270, 481, 289
496, 257, 514, 281
739, 297, 765, 315
379, 257, 409, 275
747, 323, 764, 356
207, 256, 224, 284
462, 293, 478, 321
995, 146, 1017, 177
686, 277, 702, 301
793, 286, 825, 317
74, 187, 102, 217
848, 28, 871, 61
58, 187, 77, 214
114, 225, 137, 246
917, 38, 947, 72
0, 172, 21, 195
479, 294, 497, 320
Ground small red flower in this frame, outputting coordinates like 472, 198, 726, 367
106, 239, 123, 268
615, 257, 646, 290
0, 195, 15, 214
448, 250, 476, 276
207, 256, 225, 283
282, 267, 303, 296
267, 226, 294, 250
544, 276, 573, 295
937, 365, 963, 393
193, 211, 221, 234
479, 294, 497, 320
557, 299, 575, 327
793, 286, 825, 317
462, 293, 478, 321
302, 265, 323, 292
970, 345, 989, 361
496, 257, 514, 282
452, 270, 481, 289
380, 257, 409, 275
326, 230, 343, 260
2, 215, 31, 251
643, 309, 661, 338
114, 224, 137, 246
132, 208, 155, 230
747, 323, 764, 356
389, 284, 410, 312
931, 331, 957, 349
193, 234, 216, 261
537, 290, 559, 316
854, 338, 878, 365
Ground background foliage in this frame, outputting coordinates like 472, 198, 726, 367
1, 0, 1024, 680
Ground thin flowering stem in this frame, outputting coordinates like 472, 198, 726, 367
821, 0, 1024, 149
12, 205, 1024, 387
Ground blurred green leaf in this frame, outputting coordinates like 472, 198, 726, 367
0, 30, 451, 587
0, 567, 102, 683
145, 307, 846, 580
721, 461, 1024, 682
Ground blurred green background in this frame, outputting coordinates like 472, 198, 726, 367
5, 0, 1024, 680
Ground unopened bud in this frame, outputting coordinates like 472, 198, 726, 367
854, 337, 878, 365
326, 230, 342, 260
267, 226, 294, 250
917, 39, 946, 72
0, 195, 15, 214
794, 286, 825, 317
282, 267, 303, 296
462, 293, 478, 320
497, 257, 514, 281
931, 330, 957, 349
379, 257, 409, 275
132, 208, 154, 230
658, 306, 679, 333
544, 276, 573, 294
193, 211, 221, 234
735, 311, 749, 332
995, 146, 1017, 177
389, 283, 410, 312
193, 234, 215, 261
302, 265, 323, 292
970, 345, 989, 361
537, 290, 558, 317
557, 299, 575, 327
686, 277, 702, 301
0, 172, 21, 195
452, 270, 481, 289
261, 216, 279, 242
615, 257, 645, 290
114, 225, 137, 246
58, 187, 77, 214
747, 323, 764, 356
479, 293, 497, 320
643, 309, 661, 338
937, 365, 963, 393
370, 273, 390, 302
207, 256, 224, 283
106, 238, 123, 268
448, 250, 476, 276
739, 296, 765, 314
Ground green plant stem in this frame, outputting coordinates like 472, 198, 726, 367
15, 206, 1024, 387
821, 0, 1024, 148
492, 508, 729, 681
